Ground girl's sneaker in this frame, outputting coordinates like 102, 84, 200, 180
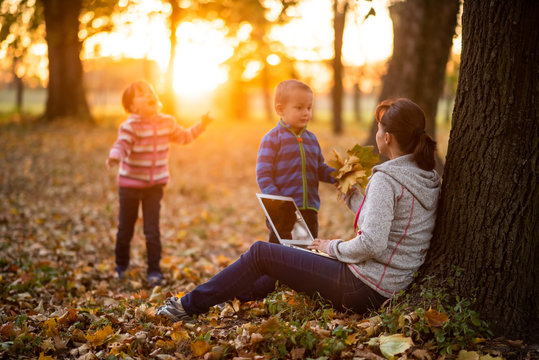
115, 266, 127, 280
157, 296, 192, 322
147, 272, 163, 286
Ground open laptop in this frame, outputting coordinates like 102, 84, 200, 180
256, 193, 335, 259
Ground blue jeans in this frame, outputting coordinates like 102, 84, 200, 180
115, 185, 164, 274
181, 241, 386, 315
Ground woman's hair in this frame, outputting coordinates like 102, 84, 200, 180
375, 98, 437, 171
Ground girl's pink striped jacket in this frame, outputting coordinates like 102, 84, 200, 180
109, 113, 204, 188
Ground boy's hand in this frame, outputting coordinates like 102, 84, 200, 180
201, 112, 213, 128
106, 157, 119, 170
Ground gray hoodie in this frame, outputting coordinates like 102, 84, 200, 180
327, 154, 440, 298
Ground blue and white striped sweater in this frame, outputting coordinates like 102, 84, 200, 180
256, 121, 335, 211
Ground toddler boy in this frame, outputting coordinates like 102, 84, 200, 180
256, 79, 335, 243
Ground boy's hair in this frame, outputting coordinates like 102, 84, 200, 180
274, 79, 312, 107
121, 80, 151, 113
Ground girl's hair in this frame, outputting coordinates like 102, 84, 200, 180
121, 80, 153, 113
375, 98, 437, 171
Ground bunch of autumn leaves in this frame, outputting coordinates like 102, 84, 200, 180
330, 145, 379, 195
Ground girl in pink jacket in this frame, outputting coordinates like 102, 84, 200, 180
107, 80, 211, 286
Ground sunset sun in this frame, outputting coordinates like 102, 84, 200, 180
172, 21, 232, 97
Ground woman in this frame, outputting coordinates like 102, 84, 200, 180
157, 98, 441, 321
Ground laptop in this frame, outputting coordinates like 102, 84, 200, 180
256, 193, 335, 259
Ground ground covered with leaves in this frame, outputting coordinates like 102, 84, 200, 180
0, 120, 534, 359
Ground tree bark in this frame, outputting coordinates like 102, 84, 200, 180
332, 0, 348, 135
423, 0, 539, 339
367, 0, 459, 173
41, 0, 91, 122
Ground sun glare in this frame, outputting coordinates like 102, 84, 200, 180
81, 0, 394, 98
172, 21, 233, 97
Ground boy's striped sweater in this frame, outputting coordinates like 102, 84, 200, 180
109, 113, 203, 188
256, 120, 335, 211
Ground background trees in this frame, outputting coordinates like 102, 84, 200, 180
37, 0, 120, 122
40, 0, 91, 121
366, 0, 459, 173
423, 0, 539, 339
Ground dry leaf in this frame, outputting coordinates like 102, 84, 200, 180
85, 325, 114, 346
191, 339, 212, 356
425, 308, 449, 328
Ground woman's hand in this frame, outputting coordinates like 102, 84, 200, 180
308, 238, 332, 254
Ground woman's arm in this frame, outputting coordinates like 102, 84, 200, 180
326, 174, 395, 263
343, 186, 364, 214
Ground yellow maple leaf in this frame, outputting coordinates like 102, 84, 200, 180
43, 318, 58, 337
332, 145, 378, 196
345, 332, 360, 345
190, 339, 212, 356
171, 329, 190, 342
85, 325, 114, 346
38, 352, 55, 360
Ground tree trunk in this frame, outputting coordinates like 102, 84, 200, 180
13, 57, 23, 115
423, 0, 539, 339
41, 0, 91, 122
161, 0, 181, 117
366, 0, 459, 173
353, 82, 360, 123
332, 0, 348, 135
261, 63, 273, 121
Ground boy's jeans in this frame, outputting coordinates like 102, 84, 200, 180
268, 208, 318, 244
115, 185, 164, 274
181, 241, 387, 315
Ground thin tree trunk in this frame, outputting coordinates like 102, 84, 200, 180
161, 0, 181, 116
261, 64, 273, 121
332, 0, 348, 135
423, 0, 539, 339
366, 0, 459, 173
41, 0, 91, 122
353, 83, 360, 123
13, 57, 23, 115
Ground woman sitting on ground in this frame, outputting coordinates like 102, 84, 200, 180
157, 98, 441, 321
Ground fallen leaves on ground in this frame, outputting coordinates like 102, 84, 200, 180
0, 120, 529, 359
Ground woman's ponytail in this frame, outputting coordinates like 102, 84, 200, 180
413, 132, 437, 171
376, 98, 437, 171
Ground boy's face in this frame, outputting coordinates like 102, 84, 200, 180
131, 82, 160, 117
276, 88, 313, 133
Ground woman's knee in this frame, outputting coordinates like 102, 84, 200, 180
249, 240, 269, 254
243, 241, 272, 266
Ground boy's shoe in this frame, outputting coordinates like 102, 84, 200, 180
157, 296, 192, 322
147, 272, 163, 286
115, 266, 127, 280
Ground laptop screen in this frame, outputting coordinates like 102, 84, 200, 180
257, 194, 313, 245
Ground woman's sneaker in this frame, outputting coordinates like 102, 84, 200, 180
147, 272, 163, 286
156, 297, 192, 322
